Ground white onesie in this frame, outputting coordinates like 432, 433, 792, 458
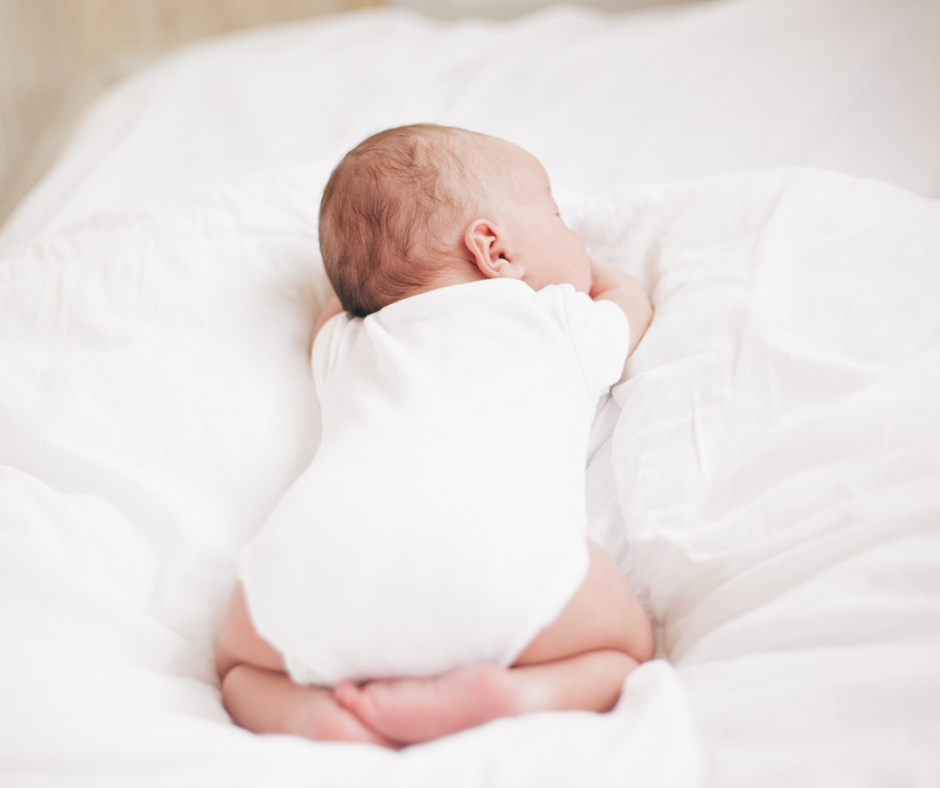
238, 278, 629, 687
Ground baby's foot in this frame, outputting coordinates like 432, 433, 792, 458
333, 665, 519, 744
294, 689, 399, 749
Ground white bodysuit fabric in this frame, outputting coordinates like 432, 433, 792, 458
239, 279, 630, 686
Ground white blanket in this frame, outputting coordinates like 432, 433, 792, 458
2, 0, 940, 784
2, 164, 938, 786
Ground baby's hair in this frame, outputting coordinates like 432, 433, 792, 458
319, 124, 480, 317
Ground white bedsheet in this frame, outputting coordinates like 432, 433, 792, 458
2, 164, 938, 786
2, 1, 940, 786
575, 171, 940, 784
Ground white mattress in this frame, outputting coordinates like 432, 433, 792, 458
1, 1, 939, 786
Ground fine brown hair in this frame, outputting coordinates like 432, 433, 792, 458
319, 124, 478, 317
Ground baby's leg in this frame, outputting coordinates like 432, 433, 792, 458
335, 540, 653, 744
216, 583, 396, 747
514, 538, 655, 665
222, 663, 397, 746
507, 538, 654, 713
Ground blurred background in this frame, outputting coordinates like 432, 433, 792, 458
0, 0, 699, 225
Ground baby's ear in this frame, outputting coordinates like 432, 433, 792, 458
464, 219, 525, 281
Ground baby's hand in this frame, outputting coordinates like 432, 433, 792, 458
588, 257, 623, 300
588, 257, 652, 359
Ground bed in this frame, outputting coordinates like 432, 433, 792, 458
1, 0, 939, 785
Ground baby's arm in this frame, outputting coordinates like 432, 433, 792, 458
589, 258, 652, 358
310, 295, 345, 347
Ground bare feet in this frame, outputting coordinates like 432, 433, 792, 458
334, 664, 519, 744
220, 663, 399, 748
293, 690, 400, 748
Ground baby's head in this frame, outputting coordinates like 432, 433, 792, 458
319, 124, 591, 317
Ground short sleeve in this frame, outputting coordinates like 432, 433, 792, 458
542, 284, 630, 403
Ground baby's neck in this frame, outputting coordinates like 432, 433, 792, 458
409, 260, 487, 298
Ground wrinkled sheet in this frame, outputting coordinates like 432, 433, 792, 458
2, 164, 938, 786
2, 1, 940, 786
573, 171, 940, 785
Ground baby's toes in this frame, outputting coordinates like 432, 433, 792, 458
334, 679, 383, 728
314, 702, 397, 748
333, 679, 361, 710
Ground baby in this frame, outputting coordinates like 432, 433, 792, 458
215, 124, 655, 748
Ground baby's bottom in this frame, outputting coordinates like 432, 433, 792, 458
216, 540, 654, 748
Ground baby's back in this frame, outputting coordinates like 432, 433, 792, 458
239, 278, 629, 687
